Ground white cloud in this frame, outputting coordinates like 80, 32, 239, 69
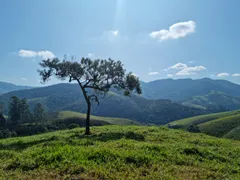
176, 66, 206, 76
165, 62, 205, 76
167, 74, 173, 77
232, 73, 240, 77
21, 78, 27, 81
168, 63, 188, 70
217, 73, 230, 77
110, 30, 119, 36
87, 53, 95, 59
88, 30, 129, 44
19, 50, 36, 57
132, 73, 138, 77
19, 50, 55, 59
148, 72, 159, 75
188, 61, 194, 64
150, 21, 196, 41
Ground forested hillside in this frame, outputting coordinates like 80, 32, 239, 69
0, 83, 207, 125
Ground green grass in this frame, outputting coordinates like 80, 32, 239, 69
168, 110, 240, 140
0, 125, 239, 179
58, 111, 140, 125
199, 114, 240, 137
168, 110, 240, 129
223, 126, 240, 140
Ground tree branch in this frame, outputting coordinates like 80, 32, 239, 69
89, 95, 99, 105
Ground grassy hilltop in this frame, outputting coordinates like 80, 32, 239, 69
0, 125, 239, 179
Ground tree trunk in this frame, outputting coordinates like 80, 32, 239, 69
77, 80, 92, 135
85, 101, 91, 135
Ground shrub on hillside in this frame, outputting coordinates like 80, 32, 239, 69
0, 113, 6, 127
0, 128, 12, 139
68, 123, 80, 129
186, 124, 201, 133
15, 124, 49, 136
55, 117, 110, 127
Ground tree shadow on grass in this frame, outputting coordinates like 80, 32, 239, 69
71, 131, 145, 142
0, 131, 145, 151
0, 136, 59, 151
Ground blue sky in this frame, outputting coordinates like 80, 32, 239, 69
1, 0, 240, 86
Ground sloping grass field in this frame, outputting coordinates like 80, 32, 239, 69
168, 110, 240, 140
58, 111, 140, 125
0, 125, 240, 179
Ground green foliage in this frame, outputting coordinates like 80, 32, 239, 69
0, 126, 239, 179
0, 113, 6, 127
8, 96, 46, 125
33, 103, 45, 122
8, 96, 20, 125
38, 58, 141, 96
19, 98, 32, 123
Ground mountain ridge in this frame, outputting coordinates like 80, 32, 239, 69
0, 81, 33, 95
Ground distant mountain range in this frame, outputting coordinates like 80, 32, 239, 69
0, 83, 206, 125
141, 78, 240, 101
1, 78, 240, 124
0, 81, 33, 95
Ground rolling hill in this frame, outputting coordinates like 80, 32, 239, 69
0, 81, 33, 95
0, 83, 207, 125
0, 125, 240, 179
168, 110, 240, 140
58, 111, 140, 125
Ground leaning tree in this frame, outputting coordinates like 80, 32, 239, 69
38, 57, 142, 134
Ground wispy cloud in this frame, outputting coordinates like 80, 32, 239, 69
165, 62, 205, 76
168, 63, 188, 70
21, 78, 27, 81
87, 53, 95, 59
217, 73, 230, 77
132, 73, 138, 77
167, 74, 173, 77
148, 72, 159, 75
232, 73, 240, 77
19, 50, 55, 59
88, 30, 129, 44
110, 30, 119, 36
150, 21, 196, 41
176, 66, 206, 76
